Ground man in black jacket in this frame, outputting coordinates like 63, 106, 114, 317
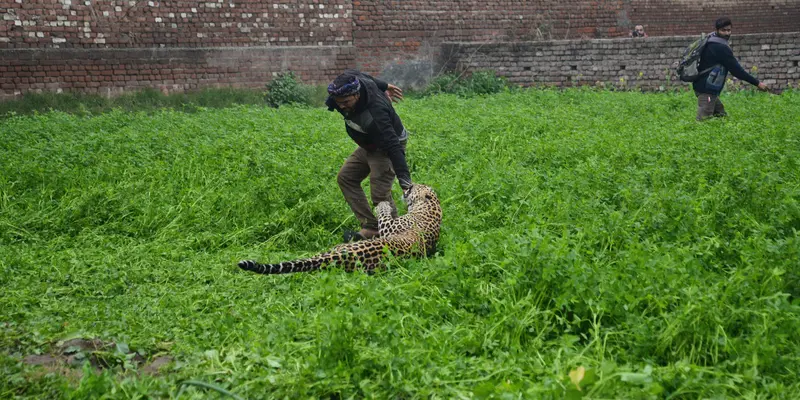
326, 70, 412, 240
693, 17, 768, 121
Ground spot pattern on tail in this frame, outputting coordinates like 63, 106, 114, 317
237, 184, 442, 275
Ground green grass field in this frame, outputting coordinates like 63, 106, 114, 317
2, 89, 799, 398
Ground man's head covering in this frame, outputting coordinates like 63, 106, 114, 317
715, 17, 732, 30
328, 75, 361, 97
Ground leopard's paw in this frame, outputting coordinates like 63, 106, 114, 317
375, 201, 393, 215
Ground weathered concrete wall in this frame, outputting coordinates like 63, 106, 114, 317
438, 33, 800, 91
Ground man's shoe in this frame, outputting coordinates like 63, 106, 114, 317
343, 228, 379, 242
358, 228, 379, 239
343, 229, 361, 242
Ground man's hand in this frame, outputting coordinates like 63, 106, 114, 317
385, 84, 404, 103
757, 82, 769, 92
400, 179, 413, 203
402, 188, 412, 204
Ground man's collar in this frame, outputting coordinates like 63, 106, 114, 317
711, 32, 730, 42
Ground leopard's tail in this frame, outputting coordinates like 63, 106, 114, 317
237, 257, 325, 274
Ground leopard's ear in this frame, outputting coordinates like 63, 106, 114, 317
425, 194, 433, 200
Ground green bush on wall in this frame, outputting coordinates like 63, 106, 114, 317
464, 70, 510, 95
264, 71, 314, 108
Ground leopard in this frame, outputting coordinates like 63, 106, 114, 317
237, 184, 442, 275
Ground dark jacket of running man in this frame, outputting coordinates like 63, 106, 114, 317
326, 70, 412, 239
692, 35, 759, 96
692, 17, 768, 120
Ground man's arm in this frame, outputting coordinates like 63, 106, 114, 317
369, 109, 412, 189
716, 45, 760, 86
361, 72, 404, 103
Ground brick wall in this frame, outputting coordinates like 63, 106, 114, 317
0, 46, 356, 98
439, 33, 800, 91
1, 1, 799, 98
353, 0, 800, 79
1, 0, 353, 48
1, 0, 359, 99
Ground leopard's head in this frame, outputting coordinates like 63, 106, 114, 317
404, 184, 439, 211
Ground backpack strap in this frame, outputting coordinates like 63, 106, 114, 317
697, 34, 728, 76
697, 66, 716, 76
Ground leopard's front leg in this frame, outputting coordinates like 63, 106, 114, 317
376, 201, 395, 237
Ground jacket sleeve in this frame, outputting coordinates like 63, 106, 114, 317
717, 45, 760, 86
368, 107, 411, 186
325, 96, 337, 111
373, 78, 389, 92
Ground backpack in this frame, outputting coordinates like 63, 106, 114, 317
676, 33, 716, 82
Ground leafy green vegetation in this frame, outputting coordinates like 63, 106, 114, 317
0, 84, 325, 118
264, 72, 327, 109
0, 88, 268, 118
1, 89, 799, 398
420, 70, 511, 97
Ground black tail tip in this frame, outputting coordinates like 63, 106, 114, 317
238, 260, 255, 270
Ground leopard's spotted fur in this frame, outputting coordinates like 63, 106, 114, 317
238, 184, 442, 274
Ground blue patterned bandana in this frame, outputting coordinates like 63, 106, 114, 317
328, 77, 361, 97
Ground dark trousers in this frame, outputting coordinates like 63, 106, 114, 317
337, 146, 403, 230
695, 92, 727, 121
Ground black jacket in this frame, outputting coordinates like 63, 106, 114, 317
693, 33, 760, 95
326, 70, 411, 186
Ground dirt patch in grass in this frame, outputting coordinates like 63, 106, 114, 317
22, 337, 174, 378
